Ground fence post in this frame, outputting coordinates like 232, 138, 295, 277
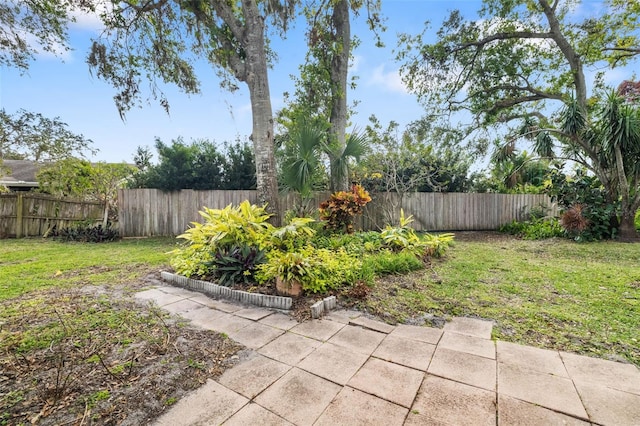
16, 193, 23, 238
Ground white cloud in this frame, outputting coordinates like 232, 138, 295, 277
367, 64, 409, 94
22, 32, 72, 61
69, 2, 112, 32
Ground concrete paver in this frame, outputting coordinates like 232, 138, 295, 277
390, 323, 442, 344
574, 380, 640, 425
327, 325, 386, 356
407, 375, 496, 426
348, 316, 395, 334
139, 285, 640, 426
324, 309, 362, 324
439, 331, 496, 359
497, 394, 590, 426
259, 313, 299, 330
289, 319, 344, 341
497, 340, 567, 377
347, 357, 424, 408
314, 387, 409, 426
222, 402, 293, 426
560, 351, 640, 395
428, 347, 497, 392
255, 368, 341, 426
498, 362, 588, 420
180, 307, 228, 329
162, 298, 206, 315
234, 307, 274, 321
297, 342, 369, 385
229, 322, 284, 349
135, 288, 185, 306
209, 314, 253, 336
153, 379, 248, 426
443, 316, 494, 339
156, 286, 198, 297
218, 354, 291, 399
259, 332, 321, 365
373, 334, 435, 371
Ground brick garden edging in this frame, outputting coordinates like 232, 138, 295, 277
160, 271, 293, 310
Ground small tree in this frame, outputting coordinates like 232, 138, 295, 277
37, 159, 136, 226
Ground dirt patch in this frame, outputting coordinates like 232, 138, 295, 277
0, 275, 243, 426
450, 231, 514, 242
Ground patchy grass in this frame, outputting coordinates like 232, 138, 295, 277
360, 236, 640, 366
0, 237, 177, 300
0, 238, 243, 425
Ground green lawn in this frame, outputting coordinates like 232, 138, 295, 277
0, 237, 177, 300
1, 236, 638, 367
361, 237, 640, 366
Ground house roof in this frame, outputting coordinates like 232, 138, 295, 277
0, 159, 49, 186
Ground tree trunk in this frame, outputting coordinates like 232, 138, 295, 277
329, 0, 350, 192
618, 206, 639, 241
242, 2, 281, 225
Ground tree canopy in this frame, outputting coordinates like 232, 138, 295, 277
130, 138, 256, 191
0, 109, 95, 161
398, 0, 640, 238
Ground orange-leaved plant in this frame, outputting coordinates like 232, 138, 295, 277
319, 184, 371, 234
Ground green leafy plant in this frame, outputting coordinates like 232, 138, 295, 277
170, 201, 273, 277
256, 245, 363, 294
311, 231, 382, 255
52, 223, 120, 243
423, 233, 455, 258
319, 184, 371, 234
256, 251, 314, 289
546, 167, 619, 240
272, 217, 316, 250
500, 218, 564, 240
380, 210, 425, 256
206, 244, 266, 287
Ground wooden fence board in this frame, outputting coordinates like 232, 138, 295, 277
117, 189, 558, 237
0, 193, 104, 238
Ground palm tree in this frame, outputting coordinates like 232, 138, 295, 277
282, 122, 368, 196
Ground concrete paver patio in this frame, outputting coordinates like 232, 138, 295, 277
135, 286, 640, 426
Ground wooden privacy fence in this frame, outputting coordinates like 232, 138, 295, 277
118, 188, 557, 237
0, 193, 104, 238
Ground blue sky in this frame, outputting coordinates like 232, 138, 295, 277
0, 1, 464, 163
0, 1, 634, 164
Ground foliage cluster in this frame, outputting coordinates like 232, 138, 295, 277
499, 218, 564, 240
0, 109, 95, 161
37, 158, 136, 216
169, 202, 273, 278
51, 223, 120, 243
319, 184, 372, 233
546, 167, 619, 241
130, 138, 256, 191
170, 200, 455, 297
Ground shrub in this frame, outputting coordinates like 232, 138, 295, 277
52, 223, 120, 243
256, 245, 363, 294
206, 244, 266, 287
170, 201, 273, 277
546, 167, 618, 240
319, 184, 371, 234
500, 218, 564, 240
